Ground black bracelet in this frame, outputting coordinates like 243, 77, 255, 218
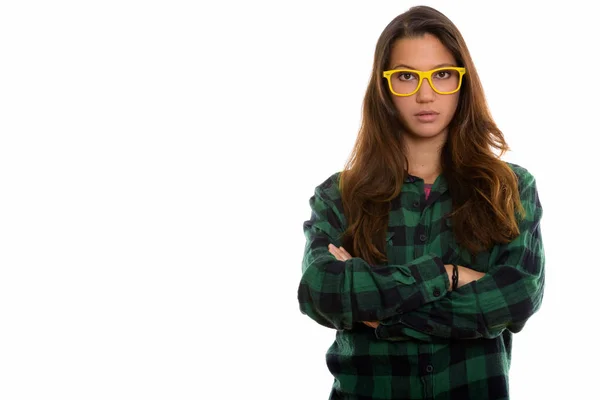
452, 264, 459, 290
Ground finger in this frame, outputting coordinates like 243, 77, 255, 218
328, 246, 343, 261
339, 247, 352, 258
329, 245, 348, 261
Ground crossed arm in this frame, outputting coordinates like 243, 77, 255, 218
327, 244, 485, 330
298, 187, 455, 331
298, 170, 544, 339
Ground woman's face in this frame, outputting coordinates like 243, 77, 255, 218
387, 33, 461, 141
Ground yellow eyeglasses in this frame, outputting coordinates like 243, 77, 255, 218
382, 66, 466, 96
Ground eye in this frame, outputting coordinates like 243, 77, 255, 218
434, 69, 453, 79
396, 72, 416, 81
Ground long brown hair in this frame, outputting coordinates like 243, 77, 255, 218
339, 5, 525, 265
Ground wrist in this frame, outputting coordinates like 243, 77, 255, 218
457, 265, 485, 286
451, 264, 459, 290
444, 264, 459, 291
458, 265, 473, 286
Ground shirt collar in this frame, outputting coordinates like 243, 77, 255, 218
404, 172, 448, 192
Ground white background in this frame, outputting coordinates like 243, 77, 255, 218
0, 1, 596, 399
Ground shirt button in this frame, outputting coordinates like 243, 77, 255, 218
433, 288, 441, 297
426, 365, 434, 373
419, 234, 427, 242
412, 200, 419, 208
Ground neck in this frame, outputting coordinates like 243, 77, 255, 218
404, 132, 447, 184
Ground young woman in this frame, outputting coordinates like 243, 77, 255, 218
298, 5, 545, 400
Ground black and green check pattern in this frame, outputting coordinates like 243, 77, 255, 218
298, 162, 544, 399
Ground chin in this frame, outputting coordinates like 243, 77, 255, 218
406, 124, 447, 139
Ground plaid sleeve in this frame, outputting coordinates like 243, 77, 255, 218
377, 167, 545, 340
298, 183, 450, 331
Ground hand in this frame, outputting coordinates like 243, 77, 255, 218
327, 244, 353, 261
328, 244, 379, 329
362, 321, 380, 329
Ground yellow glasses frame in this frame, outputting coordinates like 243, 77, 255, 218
382, 66, 466, 96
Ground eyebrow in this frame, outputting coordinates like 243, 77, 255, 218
390, 63, 457, 70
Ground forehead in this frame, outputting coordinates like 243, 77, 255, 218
389, 33, 456, 70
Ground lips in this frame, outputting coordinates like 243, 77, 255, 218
415, 111, 439, 116
414, 111, 439, 123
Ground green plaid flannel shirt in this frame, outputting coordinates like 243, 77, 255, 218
298, 162, 544, 399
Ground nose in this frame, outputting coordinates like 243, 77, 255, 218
416, 77, 435, 102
